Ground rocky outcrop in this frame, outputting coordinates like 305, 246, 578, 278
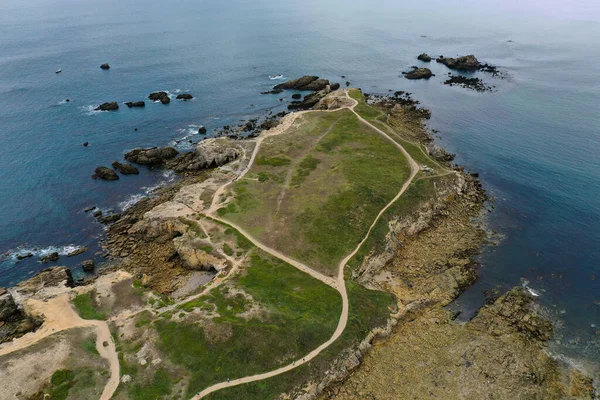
125, 101, 145, 108
444, 75, 494, 92
471, 287, 553, 341
173, 236, 227, 272
81, 260, 95, 272
176, 94, 193, 100
66, 247, 87, 257
112, 161, 140, 175
97, 213, 121, 224
40, 252, 59, 263
292, 93, 302, 99
95, 102, 119, 111
0, 288, 42, 344
100, 63, 110, 70
403, 67, 434, 80
167, 138, 240, 172
148, 91, 170, 104
426, 143, 455, 162
417, 53, 432, 62
198, 126, 207, 134
436, 54, 481, 71
92, 166, 119, 180
274, 76, 330, 91
288, 86, 333, 110
17, 266, 74, 294
124, 147, 179, 166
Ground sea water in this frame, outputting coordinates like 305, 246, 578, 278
0, 0, 598, 370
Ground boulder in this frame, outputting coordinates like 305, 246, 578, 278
0, 288, 19, 320
330, 82, 341, 90
417, 53, 432, 62
125, 101, 145, 108
16, 253, 33, 260
100, 63, 110, 70
198, 126, 207, 134
274, 75, 330, 91
124, 147, 179, 166
173, 236, 227, 272
403, 67, 434, 80
92, 166, 119, 180
83, 142, 89, 147
97, 213, 121, 224
67, 247, 88, 257
81, 260, 95, 272
292, 93, 302, 99
112, 161, 140, 175
436, 54, 481, 71
95, 102, 119, 111
168, 138, 240, 172
148, 91, 170, 104
176, 94, 193, 100
40, 252, 59, 263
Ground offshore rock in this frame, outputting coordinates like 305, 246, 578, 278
81, 260, 95, 272
274, 75, 330, 91
148, 91, 171, 104
100, 63, 110, 70
417, 53, 432, 62
125, 101, 145, 108
95, 102, 119, 111
403, 67, 434, 80
40, 252, 59, 263
436, 54, 481, 71
112, 161, 140, 175
176, 94, 193, 100
92, 166, 119, 180
125, 147, 179, 166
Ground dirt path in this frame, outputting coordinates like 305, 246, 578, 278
192, 91, 420, 399
0, 293, 120, 400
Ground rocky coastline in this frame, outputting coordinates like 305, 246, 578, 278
0, 73, 596, 399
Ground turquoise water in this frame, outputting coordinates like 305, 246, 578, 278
1, 0, 598, 369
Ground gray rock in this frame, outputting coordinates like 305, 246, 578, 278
100, 63, 110, 70
176, 94, 193, 100
40, 252, 59, 263
81, 260, 95, 272
95, 102, 119, 111
148, 91, 170, 104
436, 54, 481, 71
125, 101, 145, 108
417, 53, 432, 62
125, 147, 178, 166
403, 67, 434, 80
92, 166, 119, 180
274, 75, 330, 91
112, 161, 140, 175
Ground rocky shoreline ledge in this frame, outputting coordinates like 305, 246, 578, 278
0, 81, 596, 399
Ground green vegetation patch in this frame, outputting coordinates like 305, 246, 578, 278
256, 155, 291, 167
128, 368, 173, 400
154, 250, 342, 397
219, 109, 411, 274
72, 291, 106, 320
204, 277, 395, 400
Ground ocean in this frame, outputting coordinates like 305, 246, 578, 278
0, 0, 598, 371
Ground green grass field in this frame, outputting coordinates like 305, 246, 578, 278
218, 108, 411, 275
129, 247, 343, 398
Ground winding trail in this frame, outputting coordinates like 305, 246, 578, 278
192, 91, 419, 399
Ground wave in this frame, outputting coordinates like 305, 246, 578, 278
118, 170, 177, 211
80, 105, 103, 115
269, 74, 284, 80
521, 278, 540, 297
1, 244, 86, 264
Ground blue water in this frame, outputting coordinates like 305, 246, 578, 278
1, 0, 598, 369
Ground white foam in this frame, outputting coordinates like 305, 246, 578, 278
1, 244, 86, 263
118, 171, 177, 211
269, 75, 284, 80
521, 279, 540, 297
80, 105, 102, 115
